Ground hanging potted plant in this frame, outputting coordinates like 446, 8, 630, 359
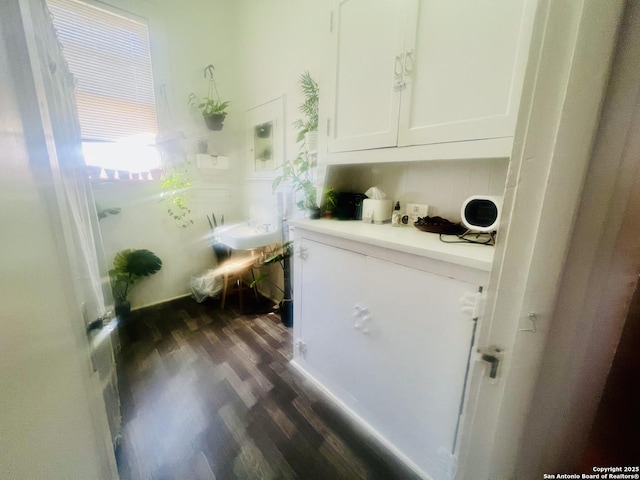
109, 249, 162, 322
188, 64, 230, 131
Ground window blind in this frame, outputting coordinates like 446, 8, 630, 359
47, 0, 157, 142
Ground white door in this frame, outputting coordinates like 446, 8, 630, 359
297, 239, 365, 405
397, 0, 535, 147
359, 257, 479, 480
1, 0, 119, 475
327, 0, 405, 152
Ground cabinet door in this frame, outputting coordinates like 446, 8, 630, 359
327, 0, 405, 153
359, 257, 479, 479
397, 0, 534, 147
296, 239, 365, 405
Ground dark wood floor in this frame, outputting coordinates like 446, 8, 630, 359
116, 296, 419, 480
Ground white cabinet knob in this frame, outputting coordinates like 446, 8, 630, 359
296, 339, 307, 354
353, 304, 372, 333
295, 246, 308, 260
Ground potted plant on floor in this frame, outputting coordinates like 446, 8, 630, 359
250, 241, 294, 327
188, 64, 230, 131
110, 249, 162, 322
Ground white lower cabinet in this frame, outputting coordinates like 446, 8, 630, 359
293, 233, 483, 480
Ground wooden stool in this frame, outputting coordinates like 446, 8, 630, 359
219, 257, 258, 311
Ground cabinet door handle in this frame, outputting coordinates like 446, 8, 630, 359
404, 49, 414, 77
394, 52, 404, 82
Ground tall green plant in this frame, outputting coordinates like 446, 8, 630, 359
292, 71, 319, 142
272, 156, 317, 210
273, 72, 319, 211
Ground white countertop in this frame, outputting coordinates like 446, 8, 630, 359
289, 218, 495, 272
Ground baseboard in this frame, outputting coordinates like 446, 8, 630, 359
131, 293, 192, 312
288, 360, 431, 480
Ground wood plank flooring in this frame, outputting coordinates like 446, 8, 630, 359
116, 297, 419, 480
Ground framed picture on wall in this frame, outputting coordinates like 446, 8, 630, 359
247, 95, 285, 178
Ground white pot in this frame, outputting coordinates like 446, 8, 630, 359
304, 131, 318, 153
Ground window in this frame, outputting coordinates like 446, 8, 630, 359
48, 0, 161, 178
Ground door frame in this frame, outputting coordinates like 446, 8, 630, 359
516, 0, 640, 474
456, 0, 626, 479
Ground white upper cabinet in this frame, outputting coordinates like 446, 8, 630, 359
328, 0, 404, 152
325, 0, 536, 159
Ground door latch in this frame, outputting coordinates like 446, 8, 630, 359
477, 345, 502, 379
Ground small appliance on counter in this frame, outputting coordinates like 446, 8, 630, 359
461, 195, 503, 232
334, 192, 367, 220
458, 195, 503, 245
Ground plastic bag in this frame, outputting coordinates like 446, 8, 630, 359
190, 269, 223, 303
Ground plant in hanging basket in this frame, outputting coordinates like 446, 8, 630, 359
188, 94, 229, 131
188, 65, 230, 131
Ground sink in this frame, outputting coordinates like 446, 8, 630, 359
216, 224, 282, 250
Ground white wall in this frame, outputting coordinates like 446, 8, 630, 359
227, 0, 330, 301
234, 0, 330, 219
90, 0, 247, 308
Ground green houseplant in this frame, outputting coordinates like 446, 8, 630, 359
188, 94, 229, 130
322, 187, 338, 218
273, 71, 320, 217
188, 64, 229, 131
160, 160, 193, 228
250, 241, 294, 327
292, 71, 319, 143
110, 249, 162, 320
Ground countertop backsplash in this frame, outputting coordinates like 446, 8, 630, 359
325, 158, 508, 222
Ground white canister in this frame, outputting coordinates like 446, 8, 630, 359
362, 199, 393, 224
